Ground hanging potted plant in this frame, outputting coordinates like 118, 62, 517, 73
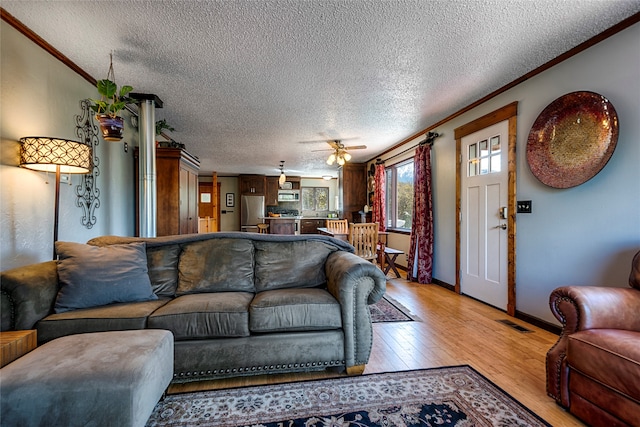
155, 119, 175, 146
90, 54, 133, 141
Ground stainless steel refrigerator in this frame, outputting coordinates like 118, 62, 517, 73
241, 195, 265, 232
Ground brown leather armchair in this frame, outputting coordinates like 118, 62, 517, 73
546, 250, 640, 427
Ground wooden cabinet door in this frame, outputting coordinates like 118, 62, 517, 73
240, 175, 266, 195
300, 219, 324, 234
265, 176, 279, 206
179, 167, 190, 234
182, 167, 198, 234
270, 220, 295, 235
136, 147, 199, 237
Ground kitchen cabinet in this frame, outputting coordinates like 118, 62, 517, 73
266, 218, 296, 235
339, 163, 367, 222
134, 147, 200, 236
239, 174, 266, 195
265, 176, 279, 206
300, 218, 325, 234
352, 211, 372, 223
287, 176, 301, 189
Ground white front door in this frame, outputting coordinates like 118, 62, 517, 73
460, 120, 509, 310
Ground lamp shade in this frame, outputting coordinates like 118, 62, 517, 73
19, 137, 92, 173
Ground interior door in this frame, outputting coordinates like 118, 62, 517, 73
460, 120, 509, 310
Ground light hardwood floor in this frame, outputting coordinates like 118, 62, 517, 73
168, 276, 585, 426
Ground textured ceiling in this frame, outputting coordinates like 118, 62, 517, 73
2, 1, 639, 177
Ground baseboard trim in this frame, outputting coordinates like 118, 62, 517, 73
432, 278, 455, 292
515, 311, 561, 335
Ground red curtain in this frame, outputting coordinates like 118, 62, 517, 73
407, 143, 434, 284
372, 164, 386, 232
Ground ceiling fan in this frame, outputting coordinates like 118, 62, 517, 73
306, 139, 367, 166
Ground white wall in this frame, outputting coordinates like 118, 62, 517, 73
1, 22, 136, 270
373, 22, 640, 324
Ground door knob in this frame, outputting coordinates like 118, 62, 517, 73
494, 224, 507, 230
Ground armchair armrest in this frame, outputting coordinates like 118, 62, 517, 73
1, 261, 59, 331
325, 251, 386, 369
546, 285, 640, 405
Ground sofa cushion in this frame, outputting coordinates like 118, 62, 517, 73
36, 298, 170, 344
253, 240, 337, 292
249, 288, 342, 333
148, 293, 253, 339
54, 242, 158, 313
568, 329, 640, 400
177, 239, 255, 295
146, 244, 181, 297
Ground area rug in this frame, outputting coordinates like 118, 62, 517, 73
369, 295, 420, 323
146, 365, 550, 426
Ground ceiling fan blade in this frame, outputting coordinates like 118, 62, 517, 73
311, 148, 335, 152
344, 145, 367, 150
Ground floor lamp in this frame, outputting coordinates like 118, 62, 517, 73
19, 137, 92, 259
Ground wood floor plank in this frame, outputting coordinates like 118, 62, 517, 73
168, 277, 584, 426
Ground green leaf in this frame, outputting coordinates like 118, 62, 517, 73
119, 85, 134, 97
110, 101, 127, 112
96, 79, 117, 98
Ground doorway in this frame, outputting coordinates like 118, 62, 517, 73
460, 120, 508, 309
455, 102, 518, 315
198, 176, 220, 233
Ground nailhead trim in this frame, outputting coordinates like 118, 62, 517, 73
173, 359, 345, 379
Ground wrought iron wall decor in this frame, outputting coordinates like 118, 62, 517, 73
75, 99, 101, 228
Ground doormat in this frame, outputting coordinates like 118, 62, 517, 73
146, 365, 550, 426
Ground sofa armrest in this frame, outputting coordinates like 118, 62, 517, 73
546, 285, 640, 405
1, 261, 59, 331
325, 251, 386, 369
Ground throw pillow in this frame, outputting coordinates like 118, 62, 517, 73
54, 241, 157, 313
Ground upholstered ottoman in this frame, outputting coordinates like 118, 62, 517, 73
0, 330, 173, 427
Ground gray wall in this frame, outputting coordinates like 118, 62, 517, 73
374, 22, 640, 324
1, 22, 136, 270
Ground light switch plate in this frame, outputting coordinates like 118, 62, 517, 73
517, 200, 532, 213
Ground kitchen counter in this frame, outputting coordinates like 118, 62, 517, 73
260, 216, 302, 220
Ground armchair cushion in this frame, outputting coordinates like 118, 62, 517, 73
54, 242, 157, 313
568, 329, 640, 400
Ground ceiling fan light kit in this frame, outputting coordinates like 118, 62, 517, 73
324, 140, 358, 166
278, 161, 286, 186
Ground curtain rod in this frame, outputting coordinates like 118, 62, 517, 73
376, 131, 441, 165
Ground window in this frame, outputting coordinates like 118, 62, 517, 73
385, 160, 413, 230
468, 135, 501, 176
301, 187, 329, 211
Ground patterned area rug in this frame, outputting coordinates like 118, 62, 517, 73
369, 296, 419, 322
147, 366, 550, 426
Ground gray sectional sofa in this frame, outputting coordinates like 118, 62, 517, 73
0, 232, 386, 383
